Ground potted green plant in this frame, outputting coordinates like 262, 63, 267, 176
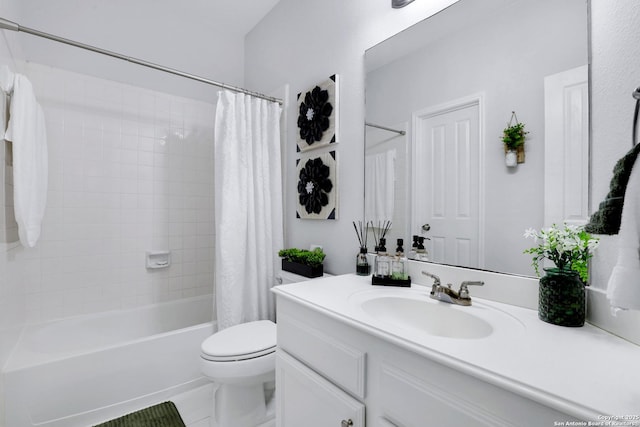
502, 114, 528, 167
278, 247, 326, 278
503, 122, 527, 149
523, 223, 599, 327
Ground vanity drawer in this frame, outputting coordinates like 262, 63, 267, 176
277, 312, 366, 400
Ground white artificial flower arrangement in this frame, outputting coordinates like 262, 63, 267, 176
523, 223, 599, 283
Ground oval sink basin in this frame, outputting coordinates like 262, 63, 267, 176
360, 295, 493, 339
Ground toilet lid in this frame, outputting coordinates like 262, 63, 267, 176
201, 320, 276, 362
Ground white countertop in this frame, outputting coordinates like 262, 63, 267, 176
273, 273, 640, 422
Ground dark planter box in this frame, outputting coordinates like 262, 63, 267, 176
282, 259, 323, 278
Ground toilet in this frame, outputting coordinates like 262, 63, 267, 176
201, 320, 277, 427
201, 270, 327, 426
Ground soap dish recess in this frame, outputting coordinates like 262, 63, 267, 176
146, 251, 171, 269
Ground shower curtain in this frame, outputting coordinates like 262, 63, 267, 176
214, 90, 283, 330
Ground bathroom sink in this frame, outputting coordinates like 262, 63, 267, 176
360, 295, 493, 339
348, 288, 524, 340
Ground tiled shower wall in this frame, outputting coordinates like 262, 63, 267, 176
3, 62, 215, 323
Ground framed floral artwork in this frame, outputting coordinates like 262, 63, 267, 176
296, 75, 339, 152
296, 151, 338, 220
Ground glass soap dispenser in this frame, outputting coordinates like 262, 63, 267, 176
391, 238, 407, 280
408, 235, 419, 260
374, 238, 390, 278
416, 236, 429, 261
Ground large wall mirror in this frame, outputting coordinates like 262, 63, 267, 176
365, 0, 589, 276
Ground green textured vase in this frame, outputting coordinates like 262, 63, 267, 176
538, 268, 585, 327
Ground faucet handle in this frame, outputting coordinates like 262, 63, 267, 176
458, 281, 484, 299
421, 270, 441, 286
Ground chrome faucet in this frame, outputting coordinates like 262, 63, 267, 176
421, 271, 484, 306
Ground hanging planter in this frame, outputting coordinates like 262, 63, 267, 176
505, 149, 518, 167
502, 111, 528, 167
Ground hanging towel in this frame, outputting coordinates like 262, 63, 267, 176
365, 149, 396, 223
586, 143, 640, 235
606, 153, 640, 311
5, 74, 48, 248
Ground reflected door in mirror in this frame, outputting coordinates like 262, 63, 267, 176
412, 101, 480, 267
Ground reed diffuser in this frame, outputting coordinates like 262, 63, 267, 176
352, 221, 370, 275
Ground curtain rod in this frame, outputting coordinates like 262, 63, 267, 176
365, 122, 406, 135
0, 17, 283, 105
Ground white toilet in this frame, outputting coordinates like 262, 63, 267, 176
201, 319, 277, 427
201, 270, 330, 426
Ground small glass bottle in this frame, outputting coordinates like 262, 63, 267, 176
356, 247, 370, 276
391, 238, 407, 280
408, 235, 419, 260
416, 236, 429, 261
374, 238, 390, 278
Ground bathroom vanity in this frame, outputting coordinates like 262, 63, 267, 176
273, 273, 640, 427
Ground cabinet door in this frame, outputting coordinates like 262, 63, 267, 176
276, 350, 365, 427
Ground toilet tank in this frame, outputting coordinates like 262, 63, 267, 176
277, 270, 332, 285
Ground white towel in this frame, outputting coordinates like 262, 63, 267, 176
607, 153, 640, 311
5, 74, 48, 248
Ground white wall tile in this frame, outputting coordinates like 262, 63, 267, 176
3, 62, 215, 323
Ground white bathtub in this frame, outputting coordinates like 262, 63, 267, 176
2, 295, 215, 427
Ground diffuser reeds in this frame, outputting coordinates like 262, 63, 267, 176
352, 221, 369, 251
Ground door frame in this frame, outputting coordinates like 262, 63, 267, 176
410, 93, 485, 268
543, 65, 589, 228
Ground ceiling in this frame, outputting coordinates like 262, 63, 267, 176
16, 0, 282, 38
8, 0, 282, 99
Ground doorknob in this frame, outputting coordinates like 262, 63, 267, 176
421, 223, 431, 232
341, 419, 354, 427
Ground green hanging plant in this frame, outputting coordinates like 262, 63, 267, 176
502, 111, 528, 150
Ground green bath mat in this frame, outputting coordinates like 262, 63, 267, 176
93, 401, 186, 427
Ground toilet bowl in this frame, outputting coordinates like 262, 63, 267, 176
201, 319, 277, 427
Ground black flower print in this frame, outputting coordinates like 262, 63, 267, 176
297, 86, 333, 145
298, 157, 333, 214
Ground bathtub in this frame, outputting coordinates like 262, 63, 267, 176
2, 295, 215, 427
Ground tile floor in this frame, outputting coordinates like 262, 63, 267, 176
170, 383, 276, 427
171, 383, 215, 427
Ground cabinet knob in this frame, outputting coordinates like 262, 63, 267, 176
341, 420, 354, 427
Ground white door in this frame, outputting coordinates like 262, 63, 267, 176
412, 99, 481, 267
276, 350, 365, 427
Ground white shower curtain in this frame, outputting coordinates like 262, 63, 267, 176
214, 91, 284, 330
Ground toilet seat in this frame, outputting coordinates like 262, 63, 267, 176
201, 320, 276, 362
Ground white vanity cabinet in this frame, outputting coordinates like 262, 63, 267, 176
276, 297, 367, 427
276, 351, 365, 427
275, 294, 582, 427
